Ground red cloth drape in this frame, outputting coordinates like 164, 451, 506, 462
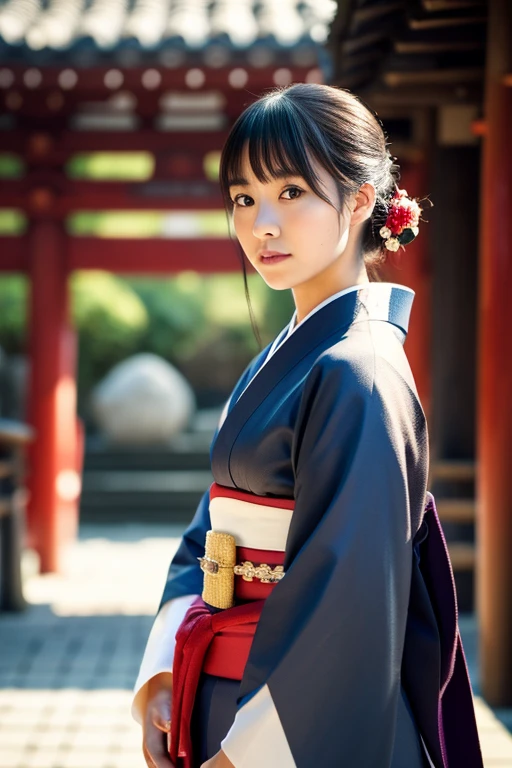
169, 597, 264, 768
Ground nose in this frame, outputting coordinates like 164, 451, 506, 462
252, 202, 281, 239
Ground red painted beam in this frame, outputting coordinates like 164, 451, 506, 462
0, 65, 316, 98
0, 236, 29, 270
477, 0, 512, 706
0, 235, 243, 273
62, 180, 224, 211
0, 234, 246, 274
0, 65, 322, 122
0, 130, 228, 158
0, 180, 25, 210
0, 179, 224, 213
68, 237, 240, 273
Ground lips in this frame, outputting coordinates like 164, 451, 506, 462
259, 250, 292, 265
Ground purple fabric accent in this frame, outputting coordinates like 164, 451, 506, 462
404, 492, 483, 768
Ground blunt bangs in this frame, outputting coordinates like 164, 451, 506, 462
218, 82, 400, 275
219, 92, 336, 209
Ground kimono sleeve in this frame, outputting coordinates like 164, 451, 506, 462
159, 487, 211, 609
158, 348, 270, 609
159, 349, 266, 609
131, 489, 211, 724
225, 351, 428, 767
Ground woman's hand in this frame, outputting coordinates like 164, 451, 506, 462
142, 673, 174, 768
201, 750, 235, 768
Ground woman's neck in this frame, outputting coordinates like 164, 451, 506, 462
292, 261, 370, 324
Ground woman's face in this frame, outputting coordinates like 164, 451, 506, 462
228, 146, 353, 292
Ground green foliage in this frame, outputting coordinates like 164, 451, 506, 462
0, 269, 296, 415
71, 271, 149, 401
204, 273, 260, 328
124, 273, 206, 361
65, 150, 221, 183
66, 152, 154, 180
258, 282, 295, 342
0, 154, 24, 178
0, 275, 28, 353
122, 273, 294, 407
194, 211, 229, 236
68, 211, 163, 238
67, 210, 229, 238
0, 210, 27, 235
204, 151, 221, 181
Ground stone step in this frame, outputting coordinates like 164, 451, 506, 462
82, 469, 212, 493
79, 494, 202, 523
447, 542, 476, 571
0, 460, 15, 480
80, 435, 213, 522
429, 459, 476, 482
427, 460, 477, 594
83, 440, 212, 472
0, 496, 11, 518
79, 468, 212, 523
436, 498, 476, 523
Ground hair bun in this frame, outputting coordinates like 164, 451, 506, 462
379, 188, 422, 252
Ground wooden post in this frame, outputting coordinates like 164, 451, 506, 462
382, 157, 432, 422
0, 420, 34, 611
26, 217, 79, 573
477, 0, 512, 705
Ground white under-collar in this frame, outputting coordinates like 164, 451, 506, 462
233, 281, 412, 407
267, 284, 364, 361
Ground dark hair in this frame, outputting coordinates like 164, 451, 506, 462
220, 83, 400, 278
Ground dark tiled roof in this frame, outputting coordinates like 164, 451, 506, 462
329, 0, 486, 98
0, 0, 337, 65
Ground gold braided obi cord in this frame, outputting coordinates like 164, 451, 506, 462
198, 483, 295, 609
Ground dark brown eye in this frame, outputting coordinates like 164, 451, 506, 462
233, 194, 254, 207
281, 186, 304, 200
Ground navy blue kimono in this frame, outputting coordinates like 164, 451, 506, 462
160, 283, 483, 768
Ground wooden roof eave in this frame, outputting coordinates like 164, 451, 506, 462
394, 39, 484, 53
420, 0, 486, 12
383, 66, 484, 86
364, 81, 483, 106
392, 18, 486, 54
350, 2, 404, 29
329, 0, 487, 106
407, 13, 487, 30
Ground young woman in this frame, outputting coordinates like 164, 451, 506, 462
133, 83, 483, 768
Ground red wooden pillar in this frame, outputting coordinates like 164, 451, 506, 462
26, 217, 79, 573
382, 158, 432, 422
477, 0, 512, 705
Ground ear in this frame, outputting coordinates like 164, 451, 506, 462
349, 182, 376, 227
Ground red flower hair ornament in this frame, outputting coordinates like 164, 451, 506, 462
379, 188, 423, 252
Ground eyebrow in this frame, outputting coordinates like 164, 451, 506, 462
228, 169, 301, 188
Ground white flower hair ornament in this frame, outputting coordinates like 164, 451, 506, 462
379, 189, 423, 252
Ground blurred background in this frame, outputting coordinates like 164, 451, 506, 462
0, 1, 511, 766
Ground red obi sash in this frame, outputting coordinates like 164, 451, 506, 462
169, 597, 264, 767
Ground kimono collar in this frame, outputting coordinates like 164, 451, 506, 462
283, 282, 414, 347
211, 283, 415, 482
352, 282, 414, 337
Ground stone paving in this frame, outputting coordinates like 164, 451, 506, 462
0, 524, 181, 768
0, 523, 511, 768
